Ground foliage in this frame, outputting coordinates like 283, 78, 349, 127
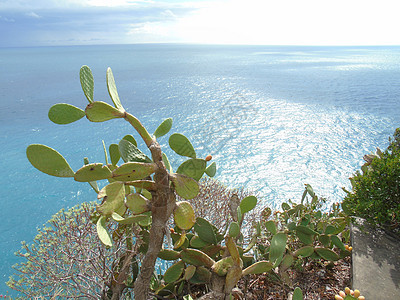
7, 202, 139, 299
342, 128, 400, 231
23, 66, 221, 299
254, 184, 352, 288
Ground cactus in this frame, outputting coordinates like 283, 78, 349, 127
25, 66, 217, 300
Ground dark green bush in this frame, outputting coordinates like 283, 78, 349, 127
342, 129, 400, 232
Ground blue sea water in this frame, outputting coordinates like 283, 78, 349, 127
1, 44, 400, 294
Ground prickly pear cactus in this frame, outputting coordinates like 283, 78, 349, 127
26, 66, 217, 300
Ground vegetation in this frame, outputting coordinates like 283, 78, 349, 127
342, 128, 400, 232
8, 66, 365, 299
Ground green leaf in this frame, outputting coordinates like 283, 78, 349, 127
158, 249, 181, 260
162, 153, 173, 173
239, 196, 257, 214
125, 193, 150, 214
331, 235, 346, 251
281, 202, 291, 211
153, 118, 173, 138
269, 233, 287, 265
280, 254, 294, 271
96, 216, 112, 247
296, 225, 318, 236
27, 144, 74, 177
123, 134, 137, 147
293, 287, 303, 300
74, 163, 112, 182
169, 133, 196, 158
109, 143, 120, 165
163, 260, 185, 283
119, 139, 152, 163
85, 101, 124, 122
294, 245, 314, 258
205, 162, 217, 177
177, 158, 206, 181
190, 236, 210, 248
228, 221, 240, 238
170, 173, 199, 200
194, 217, 222, 245
325, 225, 336, 235
97, 182, 125, 216
111, 162, 157, 181
242, 261, 273, 276
106, 67, 124, 111
80, 65, 94, 103
265, 220, 277, 235
83, 157, 100, 193
296, 230, 314, 245
180, 249, 215, 268
48, 103, 85, 125
319, 234, 331, 247
314, 247, 339, 261
111, 212, 149, 225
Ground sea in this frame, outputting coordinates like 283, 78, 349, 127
1, 44, 399, 294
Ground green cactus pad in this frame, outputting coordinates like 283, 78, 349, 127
226, 236, 241, 264
180, 249, 215, 268
109, 143, 120, 165
111, 212, 148, 225
194, 217, 223, 245
205, 161, 217, 177
48, 103, 85, 125
269, 232, 287, 265
106, 67, 124, 111
239, 196, 257, 214
80, 65, 94, 103
126, 180, 155, 191
211, 256, 234, 276
153, 118, 173, 138
224, 265, 242, 293
111, 162, 157, 181
265, 220, 277, 235
331, 235, 346, 251
319, 234, 331, 247
184, 265, 196, 281
293, 287, 303, 300
74, 163, 112, 182
294, 245, 314, 258
162, 152, 173, 173
190, 235, 210, 249
163, 260, 185, 283
174, 232, 188, 250
242, 261, 273, 276
158, 249, 181, 260
174, 201, 196, 230
325, 225, 336, 234
280, 254, 294, 271
170, 173, 200, 200
96, 216, 112, 247
122, 134, 137, 146
228, 221, 240, 238
189, 266, 211, 284
314, 247, 339, 261
119, 139, 152, 163
169, 133, 196, 158
27, 144, 74, 177
177, 158, 206, 181
125, 193, 150, 214
85, 101, 125, 122
97, 182, 125, 216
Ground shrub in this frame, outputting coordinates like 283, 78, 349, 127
7, 202, 139, 299
342, 129, 400, 232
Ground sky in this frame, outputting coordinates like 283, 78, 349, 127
0, 0, 399, 47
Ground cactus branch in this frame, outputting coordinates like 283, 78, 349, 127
124, 112, 153, 148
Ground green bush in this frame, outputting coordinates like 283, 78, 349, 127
342, 129, 400, 232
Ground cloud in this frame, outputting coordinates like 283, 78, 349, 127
25, 11, 41, 18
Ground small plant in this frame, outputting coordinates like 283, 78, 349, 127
343, 128, 400, 232
334, 287, 365, 300
254, 184, 352, 287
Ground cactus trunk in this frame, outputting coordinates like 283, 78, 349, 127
134, 141, 176, 300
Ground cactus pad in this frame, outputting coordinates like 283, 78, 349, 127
174, 201, 196, 230
48, 103, 85, 125
169, 133, 196, 158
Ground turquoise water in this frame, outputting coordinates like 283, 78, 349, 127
1, 44, 399, 293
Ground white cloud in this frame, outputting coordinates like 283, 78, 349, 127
25, 11, 41, 18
